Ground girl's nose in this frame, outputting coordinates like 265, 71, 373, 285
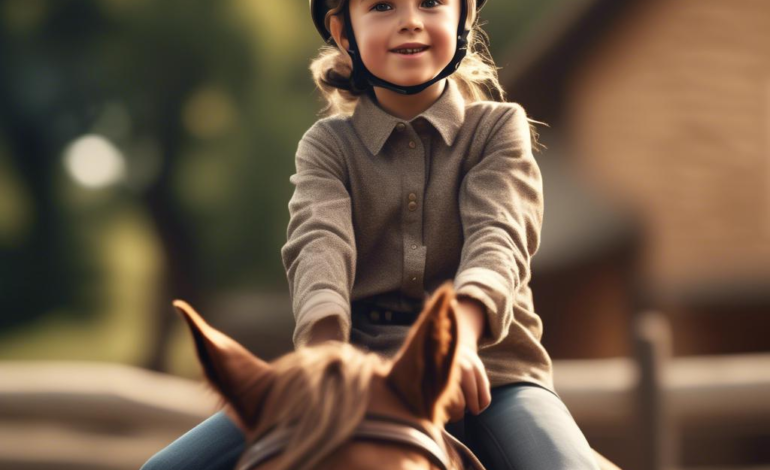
398, 6, 425, 31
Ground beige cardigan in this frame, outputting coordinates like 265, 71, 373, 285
280, 79, 554, 393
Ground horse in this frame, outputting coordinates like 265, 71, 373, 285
174, 281, 621, 469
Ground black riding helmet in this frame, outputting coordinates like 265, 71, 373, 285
309, 0, 489, 95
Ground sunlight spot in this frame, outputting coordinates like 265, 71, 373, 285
63, 135, 126, 189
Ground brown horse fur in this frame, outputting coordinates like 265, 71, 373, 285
175, 281, 466, 470
174, 280, 622, 470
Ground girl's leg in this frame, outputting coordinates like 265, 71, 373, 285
464, 382, 599, 470
141, 409, 245, 470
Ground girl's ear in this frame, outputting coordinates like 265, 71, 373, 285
329, 14, 350, 54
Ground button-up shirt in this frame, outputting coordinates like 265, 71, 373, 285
280, 78, 554, 392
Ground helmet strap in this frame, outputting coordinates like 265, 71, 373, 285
342, 0, 470, 96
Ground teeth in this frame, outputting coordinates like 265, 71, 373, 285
395, 47, 426, 54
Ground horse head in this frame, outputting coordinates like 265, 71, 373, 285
173, 281, 478, 470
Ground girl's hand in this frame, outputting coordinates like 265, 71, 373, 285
445, 299, 492, 422
446, 342, 491, 422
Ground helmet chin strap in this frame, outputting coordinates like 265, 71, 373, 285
342, 0, 470, 96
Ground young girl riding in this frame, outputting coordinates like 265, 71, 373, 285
141, 0, 603, 468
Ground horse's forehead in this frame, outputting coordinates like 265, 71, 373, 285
242, 365, 394, 437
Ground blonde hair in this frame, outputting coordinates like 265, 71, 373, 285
308, 0, 546, 152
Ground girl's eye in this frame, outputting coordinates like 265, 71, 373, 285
372, 0, 443, 12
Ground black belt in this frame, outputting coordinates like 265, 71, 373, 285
351, 300, 422, 326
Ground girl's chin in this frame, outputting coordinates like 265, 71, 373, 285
377, 72, 437, 88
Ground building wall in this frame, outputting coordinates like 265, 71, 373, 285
566, 0, 770, 289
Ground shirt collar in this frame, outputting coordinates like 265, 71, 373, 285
351, 79, 466, 156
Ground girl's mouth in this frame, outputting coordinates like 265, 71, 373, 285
391, 46, 430, 58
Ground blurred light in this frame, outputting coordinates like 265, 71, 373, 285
182, 86, 236, 139
63, 135, 126, 189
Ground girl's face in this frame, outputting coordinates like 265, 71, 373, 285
339, 0, 462, 87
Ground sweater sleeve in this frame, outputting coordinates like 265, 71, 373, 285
280, 121, 356, 349
453, 104, 544, 349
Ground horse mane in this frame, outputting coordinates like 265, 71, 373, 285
265, 343, 385, 469
205, 341, 463, 470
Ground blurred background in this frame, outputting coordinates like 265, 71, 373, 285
0, 0, 768, 469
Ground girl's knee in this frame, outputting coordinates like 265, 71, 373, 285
466, 383, 599, 470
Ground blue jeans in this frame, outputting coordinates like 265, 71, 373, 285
141, 382, 598, 470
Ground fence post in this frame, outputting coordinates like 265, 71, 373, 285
633, 310, 677, 470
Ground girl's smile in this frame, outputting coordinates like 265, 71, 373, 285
391, 46, 430, 58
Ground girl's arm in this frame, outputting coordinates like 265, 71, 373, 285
281, 121, 356, 349
306, 315, 345, 346
455, 296, 487, 348
454, 103, 544, 350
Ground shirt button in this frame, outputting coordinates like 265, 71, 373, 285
408, 193, 417, 201
412, 277, 417, 281
396, 123, 406, 131
408, 201, 417, 211
411, 244, 418, 250
408, 141, 416, 149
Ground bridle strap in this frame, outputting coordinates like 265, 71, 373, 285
236, 414, 453, 470
352, 419, 452, 469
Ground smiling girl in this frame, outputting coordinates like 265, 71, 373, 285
141, 1, 605, 469
288, 1, 601, 468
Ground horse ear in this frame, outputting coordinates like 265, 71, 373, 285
385, 281, 460, 423
173, 300, 275, 429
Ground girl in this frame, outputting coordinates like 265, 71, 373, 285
141, 0, 601, 468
